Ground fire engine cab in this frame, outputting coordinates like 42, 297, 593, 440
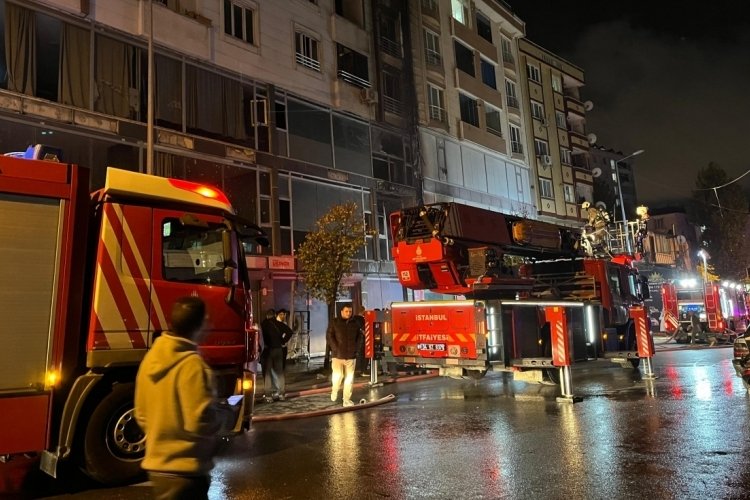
369, 202, 655, 398
0, 147, 265, 486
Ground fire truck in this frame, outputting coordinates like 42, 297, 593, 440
371, 202, 654, 395
661, 278, 748, 340
0, 149, 264, 485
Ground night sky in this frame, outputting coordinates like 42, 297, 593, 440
507, 0, 750, 206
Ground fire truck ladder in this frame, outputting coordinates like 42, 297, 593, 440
529, 272, 598, 300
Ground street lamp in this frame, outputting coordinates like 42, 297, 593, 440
614, 149, 645, 253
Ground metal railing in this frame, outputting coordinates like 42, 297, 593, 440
429, 106, 446, 123
379, 37, 402, 58
425, 49, 442, 66
295, 52, 320, 72
383, 95, 403, 115
506, 95, 519, 109
337, 70, 370, 88
511, 141, 523, 154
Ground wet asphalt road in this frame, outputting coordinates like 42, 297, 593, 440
29, 346, 750, 499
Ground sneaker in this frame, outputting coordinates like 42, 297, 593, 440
277, 394, 286, 401
331, 393, 337, 402
343, 399, 354, 407
262, 395, 273, 404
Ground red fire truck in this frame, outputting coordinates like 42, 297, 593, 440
372, 202, 654, 393
661, 279, 748, 340
0, 150, 264, 485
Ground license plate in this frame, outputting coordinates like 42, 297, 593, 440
417, 343, 446, 351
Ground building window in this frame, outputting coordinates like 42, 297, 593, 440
223, 1, 255, 44
335, 0, 364, 27
454, 41, 474, 77
428, 85, 445, 122
459, 93, 478, 127
527, 63, 541, 83
476, 12, 492, 43
539, 178, 553, 199
531, 100, 544, 121
509, 124, 523, 154
505, 79, 518, 108
424, 29, 441, 66
480, 58, 496, 89
555, 110, 567, 129
337, 44, 369, 88
382, 68, 402, 114
485, 104, 502, 136
501, 37, 514, 63
421, 0, 438, 16
379, 15, 402, 58
451, 0, 469, 25
534, 139, 549, 157
295, 31, 320, 71
561, 148, 572, 165
551, 74, 562, 93
563, 184, 575, 203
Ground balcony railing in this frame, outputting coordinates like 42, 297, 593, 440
511, 141, 523, 154
428, 105, 446, 123
421, 0, 439, 18
337, 70, 370, 89
379, 37, 402, 58
383, 95, 403, 115
425, 49, 442, 67
502, 51, 514, 64
506, 95, 519, 109
295, 52, 321, 72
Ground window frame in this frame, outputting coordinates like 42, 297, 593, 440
295, 30, 321, 72
484, 103, 502, 136
539, 178, 554, 199
223, 0, 256, 45
509, 124, 523, 154
530, 100, 544, 121
423, 28, 442, 66
458, 92, 479, 127
526, 63, 541, 83
563, 183, 576, 203
428, 84, 446, 123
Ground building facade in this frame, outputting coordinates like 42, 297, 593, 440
589, 146, 639, 223
0, 0, 596, 352
517, 38, 592, 225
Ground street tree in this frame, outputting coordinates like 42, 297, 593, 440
296, 202, 365, 367
692, 162, 750, 279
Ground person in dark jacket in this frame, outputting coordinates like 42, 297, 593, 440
327, 304, 363, 407
135, 297, 238, 500
261, 308, 293, 402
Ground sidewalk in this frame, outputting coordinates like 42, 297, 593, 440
251, 358, 437, 421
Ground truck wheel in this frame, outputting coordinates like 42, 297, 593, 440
544, 368, 560, 385
626, 324, 641, 369
82, 382, 145, 485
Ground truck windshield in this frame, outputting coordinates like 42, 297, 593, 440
162, 218, 231, 285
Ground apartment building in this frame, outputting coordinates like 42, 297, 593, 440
411, 0, 536, 216
589, 146, 639, 222
0, 0, 413, 353
517, 38, 592, 224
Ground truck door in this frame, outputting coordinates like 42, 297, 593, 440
151, 209, 247, 368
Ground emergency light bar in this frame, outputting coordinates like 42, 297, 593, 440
103, 167, 233, 212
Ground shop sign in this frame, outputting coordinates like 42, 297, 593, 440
269, 255, 295, 271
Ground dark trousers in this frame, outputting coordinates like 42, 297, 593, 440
263, 347, 286, 396
149, 472, 210, 500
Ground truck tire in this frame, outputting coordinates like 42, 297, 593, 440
82, 382, 145, 485
625, 323, 640, 369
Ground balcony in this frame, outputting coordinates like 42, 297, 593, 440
379, 37, 402, 58
421, 0, 439, 20
569, 131, 590, 151
502, 52, 516, 71
457, 119, 507, 154
450, 17, 498, 62
425, 49, 442, 68
454, 68, 503, 109
565, 96, 585, 118
296, 52, 321, 72
383, 95, 403, 115
337, 70, 370, 89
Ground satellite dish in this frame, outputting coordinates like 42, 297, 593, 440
592, 167, 602, 178
595, 201, 607, 210
584, 100, 594, 111
587, 133, 597, 145
676, 235, 687, 244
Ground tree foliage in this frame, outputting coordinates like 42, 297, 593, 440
296, 202, 365, 315
692, 162, 749, 279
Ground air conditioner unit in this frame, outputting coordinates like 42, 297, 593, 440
542, 154, 553, 166
360, 88, 378, 104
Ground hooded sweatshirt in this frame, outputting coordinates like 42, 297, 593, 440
134, 333, 235, 475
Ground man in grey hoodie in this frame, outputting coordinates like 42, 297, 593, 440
135, 297, 237, 500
